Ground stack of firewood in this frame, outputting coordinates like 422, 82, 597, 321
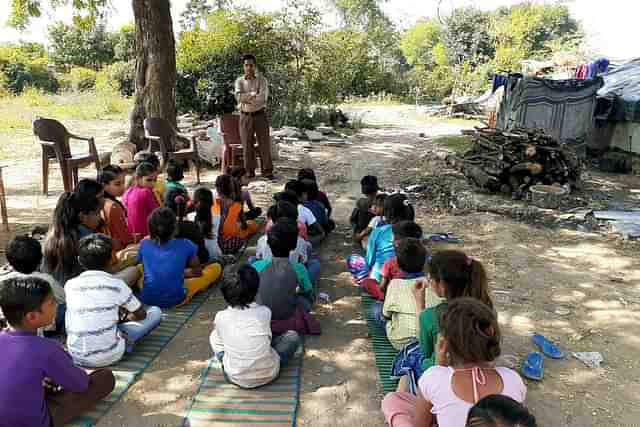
449, 127, 582, 199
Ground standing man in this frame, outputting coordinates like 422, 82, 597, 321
235, 54, 273, 179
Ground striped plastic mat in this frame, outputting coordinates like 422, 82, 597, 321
361, 293, 400, 393
66, 290, 213, 427
183, 351, 303, 427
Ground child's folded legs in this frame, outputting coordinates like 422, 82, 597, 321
47, 369, 116, 427
118, 306, 162, 352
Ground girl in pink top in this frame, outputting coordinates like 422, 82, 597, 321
123, 162, 160, 237
382, 298, 527, 427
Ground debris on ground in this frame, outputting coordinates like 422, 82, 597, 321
449, 127, 583, 200
573, 352, 604, 369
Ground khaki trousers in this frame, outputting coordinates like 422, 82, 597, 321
239, 111, 273, 174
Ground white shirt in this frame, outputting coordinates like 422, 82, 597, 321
297, 205, 317, 226
187, 211, 222, 259
368, 216, 383, 229
210, 303, 280, 388
256, 235, 311, 264
235, 74, 269, 113
65, 270, 141, 367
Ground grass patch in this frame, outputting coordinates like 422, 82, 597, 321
432, 135, 474, 153
0, 89, 132, 133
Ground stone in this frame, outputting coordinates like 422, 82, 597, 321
305, 130, 326, 141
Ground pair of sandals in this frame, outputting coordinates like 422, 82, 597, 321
522, 333, 564, 381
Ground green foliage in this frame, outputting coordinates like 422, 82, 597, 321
67, 67, 97, 91
48, 20, 115, 69
400, 19, 442, 67
112, 24, 136, 63
180, 0, 213, 31
442, 7, 495, 67
95, 60, 135, 96
8, 0, 109, 30
0, 43, 58, 94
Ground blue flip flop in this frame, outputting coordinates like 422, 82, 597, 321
532, 333, 564, 359
522, 351, 544, 381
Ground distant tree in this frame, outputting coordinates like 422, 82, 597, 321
400, 19, 442, 67
112, 23, 136, 63
48, 20, 115, 69
442, 7, 494, 67
10, 0, 177, 150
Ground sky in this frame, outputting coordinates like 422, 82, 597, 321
0, 0, 638, 60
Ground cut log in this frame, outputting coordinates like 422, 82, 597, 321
529, 185, 568, 209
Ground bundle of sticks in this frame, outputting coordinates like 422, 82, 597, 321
450, 127, 582, 199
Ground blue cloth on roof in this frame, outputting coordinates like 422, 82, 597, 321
492, 74, 508, 94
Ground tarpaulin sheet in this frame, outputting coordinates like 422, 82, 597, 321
596, 61, 640, 123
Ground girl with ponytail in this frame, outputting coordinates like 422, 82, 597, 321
43, 191, 101, 284
383, 298, 526, 427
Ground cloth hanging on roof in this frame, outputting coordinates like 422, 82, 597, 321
588, 58, 610, 79
576, 64, 589, 80
492, 74, 508, 93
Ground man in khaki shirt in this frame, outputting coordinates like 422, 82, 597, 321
234, 54, 273, 179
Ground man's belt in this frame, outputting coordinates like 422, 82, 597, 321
241, 109, 265, 117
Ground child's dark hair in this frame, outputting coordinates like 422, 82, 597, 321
392, 220, 422, 239
273, 190, 300, 206
221, 264, 260, 309
194, 187, 214, 239
428, 250, 492, 308
374, 193, 387, 208
215, 173, 243, 201
165, 188, 188, 220
148, 208, 176, 244
135, 162, 157, 178
75, 178, 103, 199
98, 164, 124, 186
267, 219, 298, 257
297, 168, 317, 182
384, 193, 414, 223
166, 159, 184, 182
0, 276, 52, 327
467, 395, 537, 427
396, 238, 427, 274
267, 201, 298, 222
228, 166, 246, 179
78, 234, 113, 271
361, 175, 379, 195
44, 192, 101, 277
440, 298, 501, 364
134, 151, 160, 169
6, 235, 42, 274
301, 179, 319, 200
284, 180, 305, 200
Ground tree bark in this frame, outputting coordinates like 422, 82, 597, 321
129, 0, 177, 151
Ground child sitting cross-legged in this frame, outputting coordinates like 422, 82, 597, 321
2, 236, 66, 335
372, 238, 442, 351
350, 175, 380, 243
130, 151, 165, 206
123, 162, 160, 237
99, 165, 139, 254
0, 275, 115, 427
252, 219, 321, 336
298, 168, 332, 219
361, 220, 423, 301
138, 208, 222, 308
382, 298, 527, 427
255, 201, 318, 284
65, 234, 162, 367
210, 264, 302, 389
229, 166, 262, 220
301, 178, 335, 234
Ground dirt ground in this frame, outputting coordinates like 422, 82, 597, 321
1, 105, 639, 427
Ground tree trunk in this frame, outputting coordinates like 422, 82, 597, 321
129, 0, 177, 151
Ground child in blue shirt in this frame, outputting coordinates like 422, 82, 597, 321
138, 208, 222, 308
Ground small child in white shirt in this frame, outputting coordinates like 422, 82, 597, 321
256, 202, 311, 264
210, 264, 301, 389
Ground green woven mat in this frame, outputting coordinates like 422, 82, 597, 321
361, 293, 399, 393
182, 350, 303, 427
65, 290, 213, 427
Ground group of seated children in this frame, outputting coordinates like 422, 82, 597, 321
210, 168, 334, 387
347, 175, 534, 427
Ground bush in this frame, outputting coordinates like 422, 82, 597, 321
68, 67, 97, 91
96, 61, 135, 96
0, 61, 59, 95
